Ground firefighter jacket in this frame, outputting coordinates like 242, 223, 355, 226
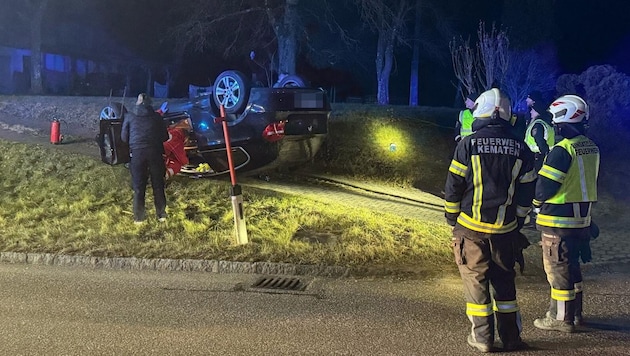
524, 118, 554, 155
445, 119, 537, 234
455, 109, 474, 140
533, 133, 600, 235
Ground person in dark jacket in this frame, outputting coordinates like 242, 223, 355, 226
444, 88, 535, 352
121, 93, 169, 223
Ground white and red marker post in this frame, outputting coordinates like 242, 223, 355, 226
214, 105, 248, 245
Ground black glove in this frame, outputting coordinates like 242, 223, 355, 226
590, 221, 600, 240
514, 232, 531, 274
579, 236, 592, 263
445, 212, 458, 227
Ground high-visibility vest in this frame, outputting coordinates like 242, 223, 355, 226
536, 136, 599, 229
458, 109, 474, 138
524, 118, 554, 153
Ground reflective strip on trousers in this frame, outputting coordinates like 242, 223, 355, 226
493, 300, 519, 313
466, 302, 493, 317
551, 287, 576, 301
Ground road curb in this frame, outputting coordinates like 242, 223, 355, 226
0, 252, 350, 278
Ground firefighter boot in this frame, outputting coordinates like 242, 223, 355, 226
534, 311, 575, 333
574, 290, 584, 326
467, 335, 493, 353
496, 311, 528, 351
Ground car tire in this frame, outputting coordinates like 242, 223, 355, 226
274, 74, 309, 88
213, 70, 250, 115
100, 103, 127, 120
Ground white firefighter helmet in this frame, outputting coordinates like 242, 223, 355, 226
548, 95, 589, 124
472, 88, 512, 121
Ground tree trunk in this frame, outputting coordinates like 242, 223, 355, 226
375, 30, 395, 105
275, 0, 299, 76
409, 0, 422, 106
29, 0, 48, 95
146, 67, 152, 95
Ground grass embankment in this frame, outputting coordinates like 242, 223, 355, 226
314, 104, 457, 194
0, 104, 461, 274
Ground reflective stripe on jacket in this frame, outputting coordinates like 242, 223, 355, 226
444, 119, 536, 234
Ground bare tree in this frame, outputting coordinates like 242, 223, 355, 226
408, 0, 422, 106
269, 0, 300, 76
353, 0, 413, 105
9, 0, 50, 94
167, 0, 304, 86
449, 36, 476, 99
408, 0, 452, 106
476, 22, 509, 91
502, 44, 558, 111
450, 21, 509, 100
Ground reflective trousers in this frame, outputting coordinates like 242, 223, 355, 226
452, 225, 523, 346
540, 231, 587, 323
130, 147, 167, 221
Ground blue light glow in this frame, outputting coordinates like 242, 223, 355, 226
197, 121, 210, 131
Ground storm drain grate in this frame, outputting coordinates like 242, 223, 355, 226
251, 276, 308, 291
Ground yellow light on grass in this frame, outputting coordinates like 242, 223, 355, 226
369, 121, 414, 162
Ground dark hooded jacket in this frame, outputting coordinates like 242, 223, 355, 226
121, 104, 168, 151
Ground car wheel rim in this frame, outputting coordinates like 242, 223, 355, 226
216, 76, 240, 110
100, 107, 116, 119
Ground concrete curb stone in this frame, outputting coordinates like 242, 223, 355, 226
0, 252, 350, 278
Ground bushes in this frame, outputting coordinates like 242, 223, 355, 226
556, 65, 630, 199
556, 65, 630, 154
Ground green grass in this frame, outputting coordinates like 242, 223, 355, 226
312, 104, 457, 195
0, 106, 457, 273
3, 103, 625, 277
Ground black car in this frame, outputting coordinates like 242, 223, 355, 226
99, 70, 330, 176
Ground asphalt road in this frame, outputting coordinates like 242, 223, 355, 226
0, 263, 629, 355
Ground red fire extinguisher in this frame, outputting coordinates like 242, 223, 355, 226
50, 118, 62, 144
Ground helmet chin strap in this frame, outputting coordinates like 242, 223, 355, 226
491, 107, 500, 120
555, 122, 585, 138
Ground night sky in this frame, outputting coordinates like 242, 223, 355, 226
554, 0, 630, 74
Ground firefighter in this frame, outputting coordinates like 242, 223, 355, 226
444, 88, 536, 352
454, 92, 479, 142
523, 93, 555, 227
533, 95, 600, 333
525, 93, 555, 173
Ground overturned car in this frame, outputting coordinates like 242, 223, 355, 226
98, 70, 330, 177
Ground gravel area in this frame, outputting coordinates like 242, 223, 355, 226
0, 95, 128, 138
